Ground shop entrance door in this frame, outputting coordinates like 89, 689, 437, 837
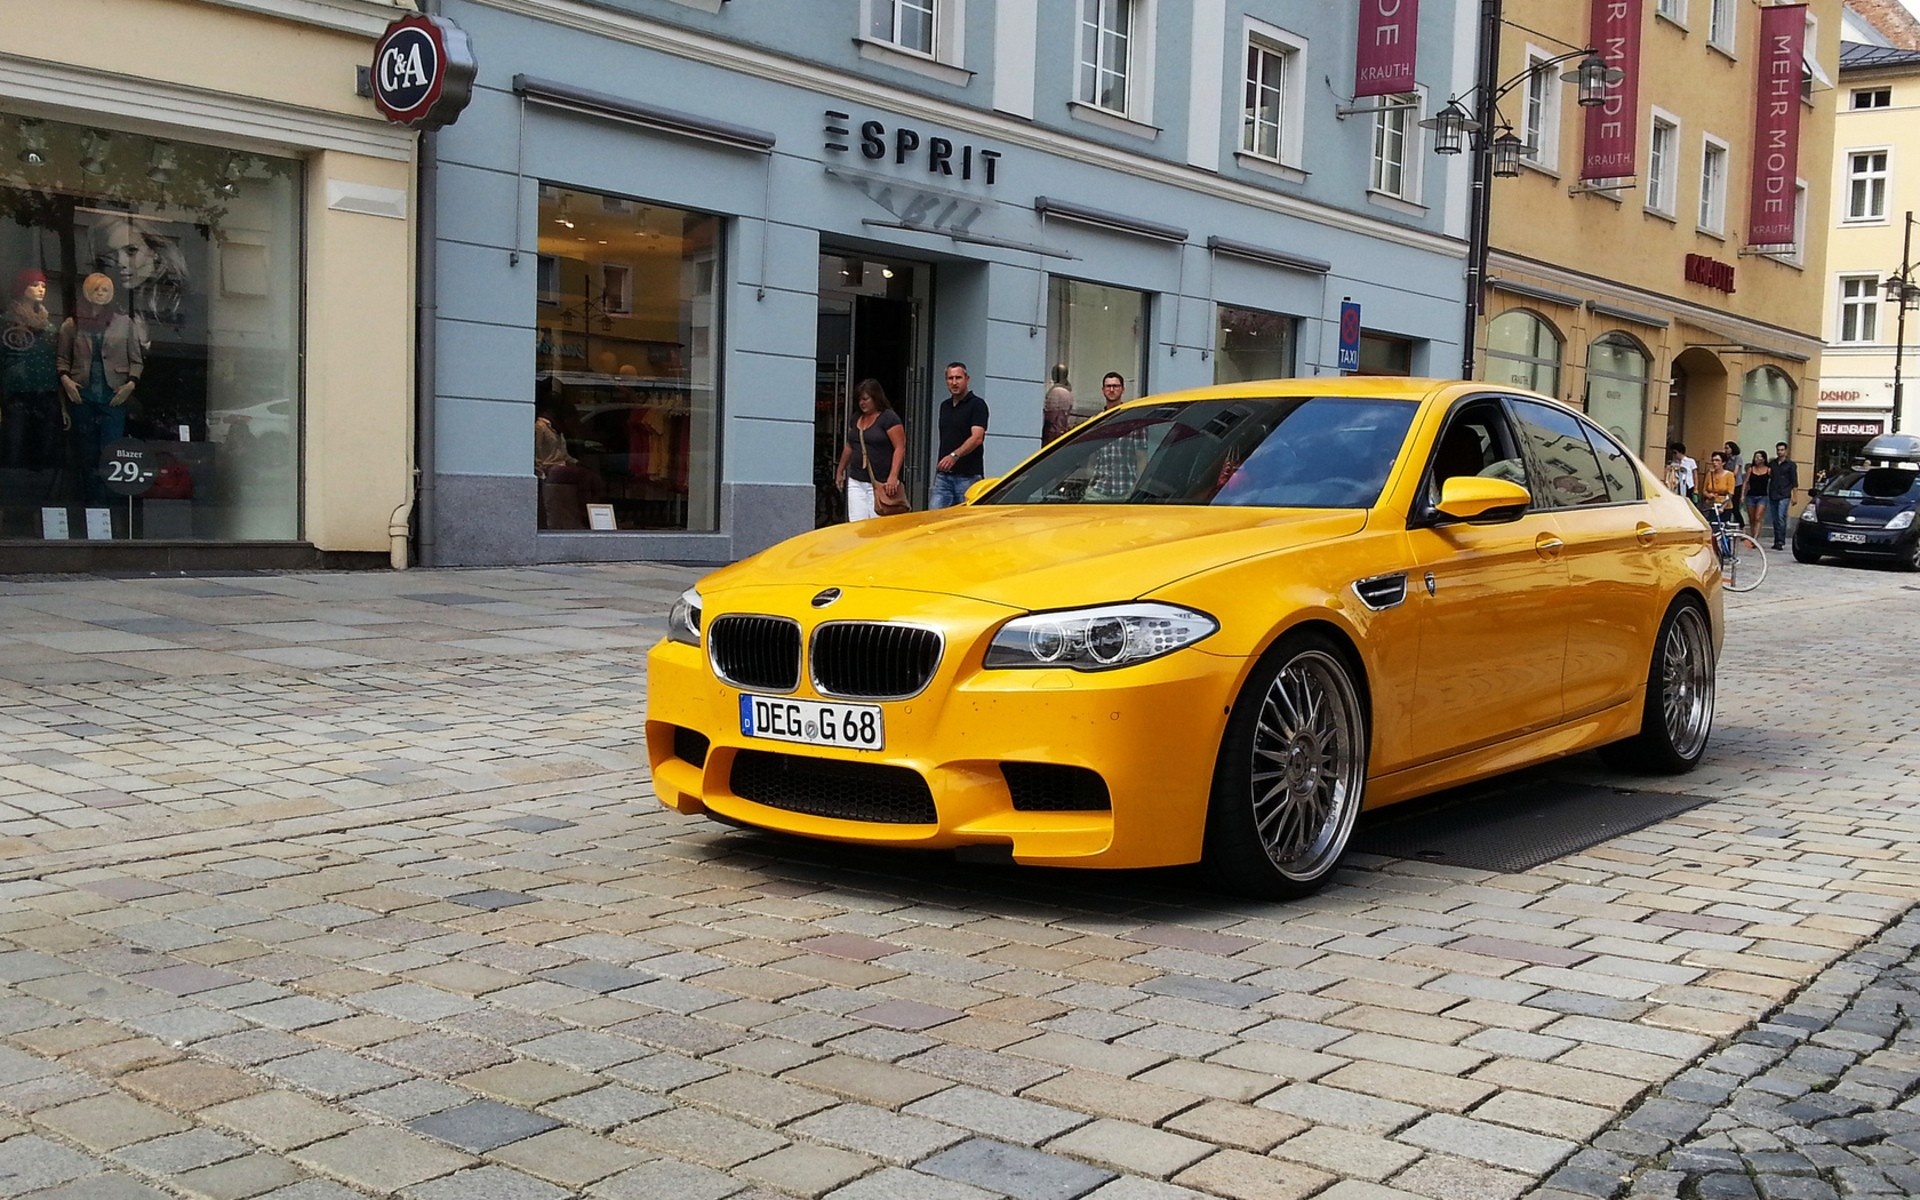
816, 253, 929, 527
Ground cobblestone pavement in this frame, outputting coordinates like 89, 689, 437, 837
0, 554, 1912, 1200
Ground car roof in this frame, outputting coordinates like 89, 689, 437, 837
1108, 377, 1544, 410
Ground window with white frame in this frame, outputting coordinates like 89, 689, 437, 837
869, 0, 935, 55
1648, 116, 1679, 216
1852, 87, 1891, 110
1522, 49, 1561, 170
1847, 150, 1889, 221
1699, 137, 1729, 234
1079, 0, 1134, 113
1657, 0, 1686, 24
1708, 0, 1735, 49
1839, 275, 1880, 343
1370, 93, 1419, 200
1241, 24, 1305, 165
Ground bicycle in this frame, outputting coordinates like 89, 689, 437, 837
1709, 508, 1766, 592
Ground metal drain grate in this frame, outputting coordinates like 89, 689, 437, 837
1350, 779, 1713, 873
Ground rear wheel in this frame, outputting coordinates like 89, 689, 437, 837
1204, 632, 1368, 899
1601, 598, 1714, 774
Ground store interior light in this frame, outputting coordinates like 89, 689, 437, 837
16, 119, 47, 167
556, 195, 574, 228
147, 140, 177, 185
78, 128, 112, 175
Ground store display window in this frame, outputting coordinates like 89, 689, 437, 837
1483, 309, 1562, 397
0, 114, 301, 542
535, 185, 720, 532
1046, 277, 1148, 423
1584, 332, 1650, 454
1214, 304, 1295, 385
1738, 366, 1794, 460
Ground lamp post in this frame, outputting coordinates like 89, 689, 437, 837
1422, 0, 1622, 379
1883, 210, 1917, 434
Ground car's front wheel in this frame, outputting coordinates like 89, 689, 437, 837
1601, 597, 1714, 774
1791, 536, 1823, 565
1204, 631, 1368, 899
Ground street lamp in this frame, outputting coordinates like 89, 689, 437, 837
1883, 210, 1918, 434
1423, 0, 1623, 379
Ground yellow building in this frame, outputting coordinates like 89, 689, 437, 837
1478, 0, 1837, 494
1813, 41, 1920, 474
0, 0, 418, 568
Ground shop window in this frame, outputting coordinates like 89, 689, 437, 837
1356, 331, 1413, 376
1483, 310, 1562, 397
1046, 277, 1147, 427
1839, 275, 1880, 344
1214, 305, 1294, 384
1738, 366, 1794, 457
0, 114, 300, 544
535, 185, 720, 532
1584, 332, 1650, 454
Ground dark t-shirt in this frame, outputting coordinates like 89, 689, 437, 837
938, 391, 989, 476
1768, 457, 1799, 499
846, 409, 902, 483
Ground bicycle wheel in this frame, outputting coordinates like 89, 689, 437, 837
1721, 531, 1767, 592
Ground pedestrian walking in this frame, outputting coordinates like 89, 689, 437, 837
1665, 441, 1698, 505
931, 362, 988, 509
834, 378, 906, 521
1744, 449, 1771, 537
1767, 440, 1799, 549
1042, 364, 1074, 443
1722, 440, 1743, 512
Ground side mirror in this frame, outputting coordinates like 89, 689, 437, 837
1435, 476, 1532, 523
964, 477, 999, 504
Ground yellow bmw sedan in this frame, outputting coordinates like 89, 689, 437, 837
646, 379, 1721, 898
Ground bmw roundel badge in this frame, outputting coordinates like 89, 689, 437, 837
811, 588, 842, 608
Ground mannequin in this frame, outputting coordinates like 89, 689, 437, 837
57, 273, 143, 502
1, 268, 65, 471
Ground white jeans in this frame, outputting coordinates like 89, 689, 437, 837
845, 479, 876, 522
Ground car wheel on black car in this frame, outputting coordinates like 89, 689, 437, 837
1791, 537, 1823, 564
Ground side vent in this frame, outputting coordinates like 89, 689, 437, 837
1352, 573, 1408, 611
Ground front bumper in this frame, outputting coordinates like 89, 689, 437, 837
644, 610, 1235, 869
1795, 520, 1917, 560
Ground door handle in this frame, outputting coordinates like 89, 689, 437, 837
1535, 534, 1564, 558
1635, 524, 1658, 546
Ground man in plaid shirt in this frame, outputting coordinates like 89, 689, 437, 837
1087, 372, 1148, 499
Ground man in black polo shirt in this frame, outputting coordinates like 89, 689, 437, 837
932, 361, 989, 509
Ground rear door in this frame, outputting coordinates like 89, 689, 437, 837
1405, 397, 1570, 765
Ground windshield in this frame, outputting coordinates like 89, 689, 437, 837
1823, 468, 1920, 505
983, 396, 1418, 508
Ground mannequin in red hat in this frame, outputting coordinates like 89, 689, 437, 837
2, 267, 66, 472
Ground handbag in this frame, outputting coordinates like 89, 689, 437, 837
861, 426, 912, 516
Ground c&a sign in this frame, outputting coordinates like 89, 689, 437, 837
371, 14, 478, 131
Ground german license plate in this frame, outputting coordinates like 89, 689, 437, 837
1829, 532, 1867, 544
739, 695, 884, 750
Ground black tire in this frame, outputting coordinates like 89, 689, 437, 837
1601, 598, 1714, 774
1903, 538, 1920, 572
1204, 631, 1369, 899
1791, 539, 1823, 565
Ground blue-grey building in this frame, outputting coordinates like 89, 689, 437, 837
421, 0, 1477, 565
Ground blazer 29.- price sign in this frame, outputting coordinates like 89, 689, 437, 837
371, 14, 477, 131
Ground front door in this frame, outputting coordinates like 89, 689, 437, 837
815, 254, 928, 528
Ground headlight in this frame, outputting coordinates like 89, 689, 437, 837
984, 602, 1218, 671
1888, 511, 1915, 531
1800, 505, 1817, 523
667, 589, 702, 645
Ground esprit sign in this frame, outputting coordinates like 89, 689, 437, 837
371, 14, 477, 131
1684, 253, 1736, 293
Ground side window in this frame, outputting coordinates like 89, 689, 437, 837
1581, 418, 1644, 502
1427, 400, 1527, 507
1511, 400, 1613, 508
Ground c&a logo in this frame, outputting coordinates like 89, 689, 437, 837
370, 14, 477, 132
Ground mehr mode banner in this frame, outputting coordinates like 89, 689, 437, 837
1581, 0, 1643, 181
1749, 3, 1808, 248
1354, 0, 1420, 99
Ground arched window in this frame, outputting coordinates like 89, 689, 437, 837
1483, 310, 1562, 396
1739, 366, 1795, 456
1585, 332, 1651, 454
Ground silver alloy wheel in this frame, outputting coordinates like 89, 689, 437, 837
1248, 649, 1365, 881
1661, 605, 1715, 760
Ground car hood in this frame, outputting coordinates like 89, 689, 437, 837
702, 506, 1370, 608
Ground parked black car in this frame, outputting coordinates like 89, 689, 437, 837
1793, 433, 1920, 569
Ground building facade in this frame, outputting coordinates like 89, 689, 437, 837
421, 0, 1480, 566
1814, 41, 1920, 475
1476, 0, 1838, 490
0, 0, 418, 571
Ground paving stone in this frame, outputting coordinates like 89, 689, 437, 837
400, 1165, 574, 1200
905, 1085, 1089, 1146
789, 1102, 969, 1165
736, 1142, 878, 1198
170, 1151, 307, 1200
614, 1106, 787, 1168
1046, 1118, 1212, 1179
823, 1166, 1003, 1200
259, 1050, 410, 1099
407, 1100, 561, 1153
920, 1137, 1117, 1200
289, 1126, 475, 1193
202, 1091, 364, 1151
1173, 1147, 1335, 1200
0, 1135, 101, 1193
1258, 1083, 1423, 1135
113, 1128, 253, 1173
36, 1094, 191, 1151
1397, 1113, 1579, 1174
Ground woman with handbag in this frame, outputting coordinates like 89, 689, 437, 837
834, 378, 908, 520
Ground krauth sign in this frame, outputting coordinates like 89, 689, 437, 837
1748, 4, 1807, 249
1354, 0, 1420, 99
1582, 0, 1643, 181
